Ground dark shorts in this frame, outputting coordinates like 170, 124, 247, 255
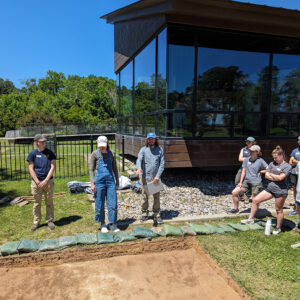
241, 181, 263, 195
290, 174, 298, 186
265, 188, 288, 199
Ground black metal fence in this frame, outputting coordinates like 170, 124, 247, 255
0, 134, 124, 181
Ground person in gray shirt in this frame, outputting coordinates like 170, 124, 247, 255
229, 145, 267, 214
241, 146, 292, 235
136, 132, 165, 224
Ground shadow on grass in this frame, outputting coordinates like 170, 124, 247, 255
54, 215, 82, 227
117, 217, 136, 230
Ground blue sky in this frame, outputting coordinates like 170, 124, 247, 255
0, 0, 300, 87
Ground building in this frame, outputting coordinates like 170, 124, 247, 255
102, 0, 300, 168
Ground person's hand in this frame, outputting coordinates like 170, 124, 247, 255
136, 168, 143, 175
237, 183, 242, 188
38, 179, 48, 189
91, 182, 96, 193
153, 177, 159, 184
35, 179, 41, 186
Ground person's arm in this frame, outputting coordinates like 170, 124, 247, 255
111, 152, 119, 188
289, 156, 299, 167
238, 148, 244, 163
136, 148, 144, 175
238, 167, 246, 187
266, 172, 287, 181
39, 160, 56, 188
28, 162, 40, 186
89, 152, 97, 193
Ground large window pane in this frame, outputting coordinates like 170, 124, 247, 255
271, 54, 300, 112
168, 45, 194, 110
197, 47, 269, 112
167, 112, 193, 137
124, 117, 133, 134
158, 28, 167, 110
144, 115, 156, 134
270, 114, 299, 136
135, 40, 156, 114
196, 113, 231, 137
120, 62, 133, 116
134, 115, 143, 135
157, 114, 166, 136
234, 114, 266, 137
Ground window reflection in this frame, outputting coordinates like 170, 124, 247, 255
196, 114, 231, 137
144, 115, 156, 134
120, 62, 133, 116
157, 114, 166, 136
168, 45, 194, 110
134, 115, 143, 136
135, 40, 156, 114
197, 47, 269, 112
158, 29, 167, 110
234, 114, 265, 137
270, 114, 299, 136
272, 54, 300, 112
167, 112, 193, 137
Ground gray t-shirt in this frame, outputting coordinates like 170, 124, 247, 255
242, 157, 268, 184
295, 163, 300, 202
266, 161, 292, 195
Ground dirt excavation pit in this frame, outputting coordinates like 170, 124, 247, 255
0, 238, 249, 300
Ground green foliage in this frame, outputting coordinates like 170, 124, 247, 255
0, 71, 117, 136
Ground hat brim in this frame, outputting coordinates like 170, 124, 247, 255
35, 138, 47, 142
98, 142, 107, 147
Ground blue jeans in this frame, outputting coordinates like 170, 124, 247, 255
94, 175, 117, 224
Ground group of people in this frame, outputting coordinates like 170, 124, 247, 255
27, 133, 299, 235
229, 136, 300, 234
27, 133, 165, 232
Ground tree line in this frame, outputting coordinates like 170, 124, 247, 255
0, 71, 117, 136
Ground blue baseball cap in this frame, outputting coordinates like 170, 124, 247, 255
246, 137, 255, 142
146, 132, 157, 139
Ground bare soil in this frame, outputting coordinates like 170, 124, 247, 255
0, 238, 250, 300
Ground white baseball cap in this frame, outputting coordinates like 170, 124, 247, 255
97, 136, 108, 147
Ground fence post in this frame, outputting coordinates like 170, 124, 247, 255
122, 136, 125, 172
90, 137, 94, 154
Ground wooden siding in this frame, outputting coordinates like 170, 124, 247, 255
116, 134, 296, 168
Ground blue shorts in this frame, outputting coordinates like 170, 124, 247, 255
296, 201, 300, 207
265, 188, 288, 199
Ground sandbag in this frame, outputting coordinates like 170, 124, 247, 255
204, 223, 220, 234
58, 236, 77, 249
39, 239, 59, 251
218, 224, 236, 233
76, 233, 98, 245
132, 227, 157, 238
18, 239, 40, 253
180, 226, 196, 236
247, 223, 264, 231
115, 231, 137, 243
151, 227, 167, 236
228, 223, 250, 232
1, 241, 20, 256
189, 224, 211, 235
162, 224, 183, 236
97, 232, 117, 244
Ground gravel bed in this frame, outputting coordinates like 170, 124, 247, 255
115, 169, 294, 222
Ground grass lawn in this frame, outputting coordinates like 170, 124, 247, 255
197, 219, 300, 300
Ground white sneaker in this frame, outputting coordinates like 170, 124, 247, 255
240, 218, 255, 225
110, 223, 120, 232
100, 223, 108, 233
272, 228, 281, 235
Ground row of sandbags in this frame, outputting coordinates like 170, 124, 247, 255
0, 222, 264, 256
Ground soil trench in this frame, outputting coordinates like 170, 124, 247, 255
0, 238, 250, 300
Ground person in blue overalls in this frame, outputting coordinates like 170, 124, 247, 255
90, 136, 120, 232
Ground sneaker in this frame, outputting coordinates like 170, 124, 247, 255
273, 227, 281, 235
240, 218, 255, 225
100, 223, 108, 233
227, 208, 239, 214
141, 215, 148, 222
31, 224, 39, 231
48, 222, 55, 230
153, 216, 163, 224
289, 209, 298, 216
109, 223, 120, 232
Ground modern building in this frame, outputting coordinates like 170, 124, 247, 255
102, 0, 300, 168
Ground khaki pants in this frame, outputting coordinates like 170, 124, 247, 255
141, 178, 160, 217
31, 179, 54, 225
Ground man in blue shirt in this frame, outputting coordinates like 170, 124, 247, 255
289, 136, 300, 216
136, 133, 165, 225
27, 134, 56, 231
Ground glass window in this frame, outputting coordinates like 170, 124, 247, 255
123, 117, 133, 134
168, 45, 195, 110
120, 62, 133, 116
134, 115, 143, 136
234, 113, 266, 137
158, 28, 167, 110
271, 54, 300, 112
135, 40, 156, 114
167, 112, 193, 137
196, 113, 231, 137
270, 114, 299, 136
144, 115, 156, 134
157, 114, 166, 137
197, 47, 270, 112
